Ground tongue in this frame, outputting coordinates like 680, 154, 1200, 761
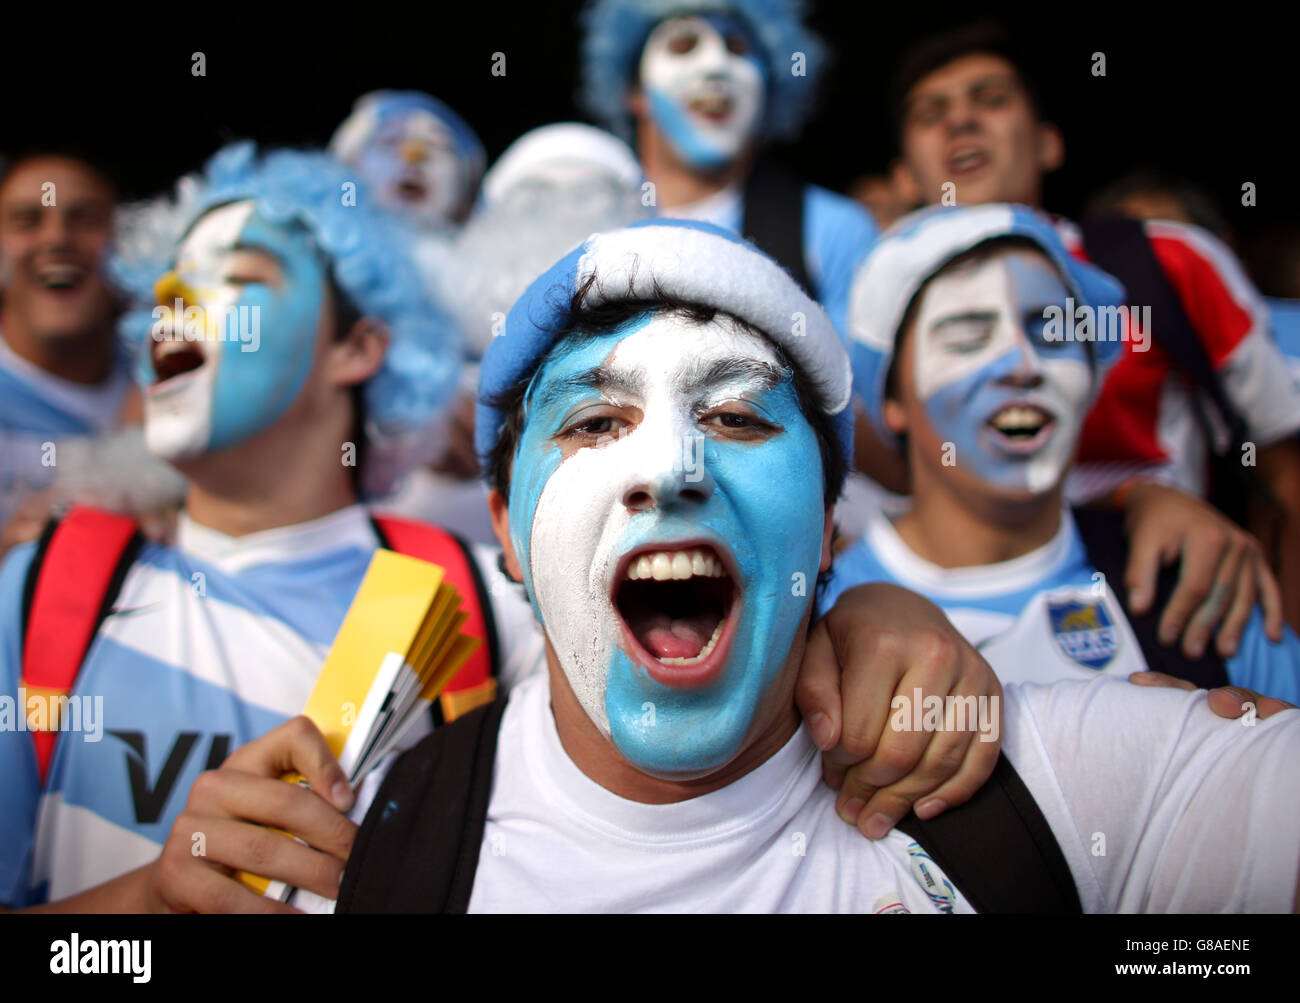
634, 612, 719, 660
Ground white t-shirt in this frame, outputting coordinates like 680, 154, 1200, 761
309, 671, 1300, 913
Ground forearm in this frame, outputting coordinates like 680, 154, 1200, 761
17, 863, 157, 914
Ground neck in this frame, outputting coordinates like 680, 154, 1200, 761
1, 311, 114, 385
895, 464, 1064, 568
636, 119, 754, 210
545, 643, 802, 804
176, 408, 360, 537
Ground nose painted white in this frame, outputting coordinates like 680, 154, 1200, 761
911, 251, 1093, 494
526, 314, 783, 737
639, 16, 765, 164
144, 200, 255, 460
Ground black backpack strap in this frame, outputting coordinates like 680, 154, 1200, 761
741, 161, 813, 296
338, 696, 507, 913
1080, 216, 1247, 447
1073, 506, 1230, 688
896, 753, 1082, 913
1079, 216, 1282, 528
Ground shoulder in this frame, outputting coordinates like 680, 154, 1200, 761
802, 184, 879, 242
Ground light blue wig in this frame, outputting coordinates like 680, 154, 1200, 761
579, 0, 828, 143
110, 141, 464, 498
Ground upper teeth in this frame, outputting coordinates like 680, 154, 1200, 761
993, 406, 1047, 430
40, 264, 84, 286
626, 548, 725, 581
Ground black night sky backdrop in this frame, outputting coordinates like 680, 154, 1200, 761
3, 3, 1295, 260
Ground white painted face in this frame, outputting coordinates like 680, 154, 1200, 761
638, 15, 766, 170
508, 311, 826, 778
911, 249, 1093, 495
143, 201, 252, 459
360, 111, 464, 227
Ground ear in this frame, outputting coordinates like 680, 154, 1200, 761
882, 394, 911, 437
628, 87, 647, 121
329, 317, 389, 389
819, 509, 835, 574
1037, 122, 1065, 173
488, 488, 524, 583
891, 157, 922, 207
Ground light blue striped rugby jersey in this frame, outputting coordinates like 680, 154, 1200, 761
0, 504, 544, 907
0, 335, 130, 528
819, 507, 1300, 704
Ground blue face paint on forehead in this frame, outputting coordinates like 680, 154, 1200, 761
507, 311, 826, 779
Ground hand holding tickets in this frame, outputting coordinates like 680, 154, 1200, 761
238, 548, 481, 900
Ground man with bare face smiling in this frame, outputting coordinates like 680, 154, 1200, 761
321, 220, 1300, 914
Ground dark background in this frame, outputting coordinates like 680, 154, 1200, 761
3, 4, 1293, 249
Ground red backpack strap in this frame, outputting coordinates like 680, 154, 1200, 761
371, 515, 499, 723
20, 506, 144, 783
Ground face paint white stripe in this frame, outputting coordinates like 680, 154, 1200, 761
143, 201, 255, 459
912, 251, 1092, 496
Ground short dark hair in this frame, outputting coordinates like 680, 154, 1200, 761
484, 273, 847, 508
1083, 168, 1233, 245
0, 146, 119, 200
889, 22, 1047, 142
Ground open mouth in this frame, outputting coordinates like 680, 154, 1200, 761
613, 542, 740, 688
947, 145, 990, 177
35, 262, 87, 294
985, 403, 1056, 453
688, 93, 735, 123
150, 336, 208, 387
395, 178, 428, 201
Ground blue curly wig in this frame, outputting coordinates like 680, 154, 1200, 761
110, 141, 463, 498
579, 0, 827, 143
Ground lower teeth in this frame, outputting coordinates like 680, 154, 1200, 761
659, 617, 727, 666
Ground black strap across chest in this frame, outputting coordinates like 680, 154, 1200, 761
337, 697, 1083, 914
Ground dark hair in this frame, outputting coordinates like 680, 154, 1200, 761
327, 270, 369, 494
1084, 168, 1233, 245
889, 22, 1047, 142
0, 146, 119, 200
485, 272, 847, 509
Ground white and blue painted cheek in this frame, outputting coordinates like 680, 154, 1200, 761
912, 253, 1092, 493
605, 381, 825, 778
507, 316, 825, 776
203, 212, 326, 451
640, 15, 767, 171
506, 320, 654, 611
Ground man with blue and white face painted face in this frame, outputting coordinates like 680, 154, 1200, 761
330, 91, 485, 232
143, 200, 326, 462
827, 204, 1300, 705
505, 309, 829, 776
580, 0, 879, 337
479, 222, 852, 782
638, 14, 766, 172
906, 247, 1092, 497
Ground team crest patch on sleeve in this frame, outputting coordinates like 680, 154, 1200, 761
1047, 597, 1119, 670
